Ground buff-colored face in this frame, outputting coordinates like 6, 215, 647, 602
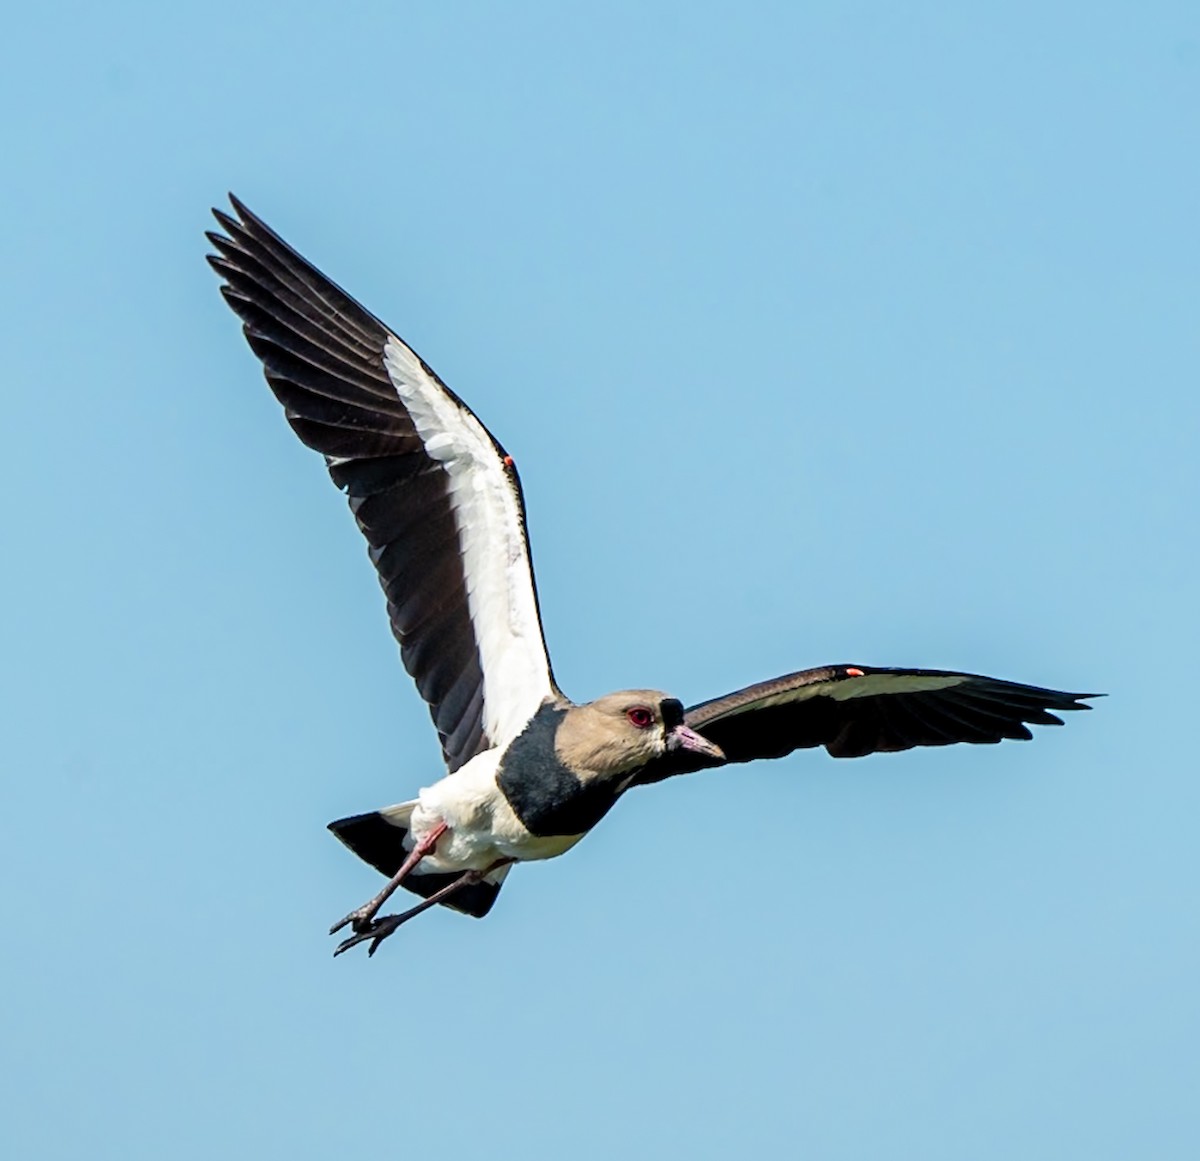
555, 690, 724, 782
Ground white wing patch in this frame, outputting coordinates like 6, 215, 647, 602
383, 335, 554, 750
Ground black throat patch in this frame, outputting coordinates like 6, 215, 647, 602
497, 704, 626, 838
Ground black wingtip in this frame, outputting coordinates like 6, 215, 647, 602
212, 192, 246, 224
220, 194, 292, 251
210, 194, 259, 241
212, 205, 239, 232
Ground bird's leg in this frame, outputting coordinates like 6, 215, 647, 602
333, 857, 515, 958
329, 820, 448, 936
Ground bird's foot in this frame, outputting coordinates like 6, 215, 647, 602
330, 859, 514, 959
333, 913, 409, 958
329, 905, 376, 937
328, 819, 450, 936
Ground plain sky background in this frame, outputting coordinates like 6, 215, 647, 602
2, 2, 1197, 1158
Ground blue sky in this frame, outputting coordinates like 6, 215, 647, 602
3, 2, 1197, 1158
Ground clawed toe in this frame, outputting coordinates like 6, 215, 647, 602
329, 860, 512, 959
333, 914, 403, 958
329, 907, 374, 937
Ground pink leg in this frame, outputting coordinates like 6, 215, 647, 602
333, 857, 515, 958
329, 821, 448, 935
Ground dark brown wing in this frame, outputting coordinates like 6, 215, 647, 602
207, 196, 559, 773
634, 665, 1098, 785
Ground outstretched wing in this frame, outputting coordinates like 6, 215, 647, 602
207, 196, 559, 772
635, 665, 1098, 785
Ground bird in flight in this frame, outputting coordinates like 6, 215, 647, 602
207, 197, 1097, 957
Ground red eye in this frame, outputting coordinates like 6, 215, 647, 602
627, 706, 654, 729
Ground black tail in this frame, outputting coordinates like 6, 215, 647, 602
327, 807, 507, 919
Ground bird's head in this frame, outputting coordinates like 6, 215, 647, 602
555, 690, 725, 787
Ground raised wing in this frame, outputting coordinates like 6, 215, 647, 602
207, 196, 559, 772
634, 665, 1098, 785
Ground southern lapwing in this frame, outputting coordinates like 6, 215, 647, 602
206, 197, 1098, 957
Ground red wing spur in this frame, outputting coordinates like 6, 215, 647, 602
207, 197, 1099, 957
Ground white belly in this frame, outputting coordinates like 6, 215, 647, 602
409, 750, 586, 871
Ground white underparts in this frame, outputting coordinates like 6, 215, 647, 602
404, 749, 584, 874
